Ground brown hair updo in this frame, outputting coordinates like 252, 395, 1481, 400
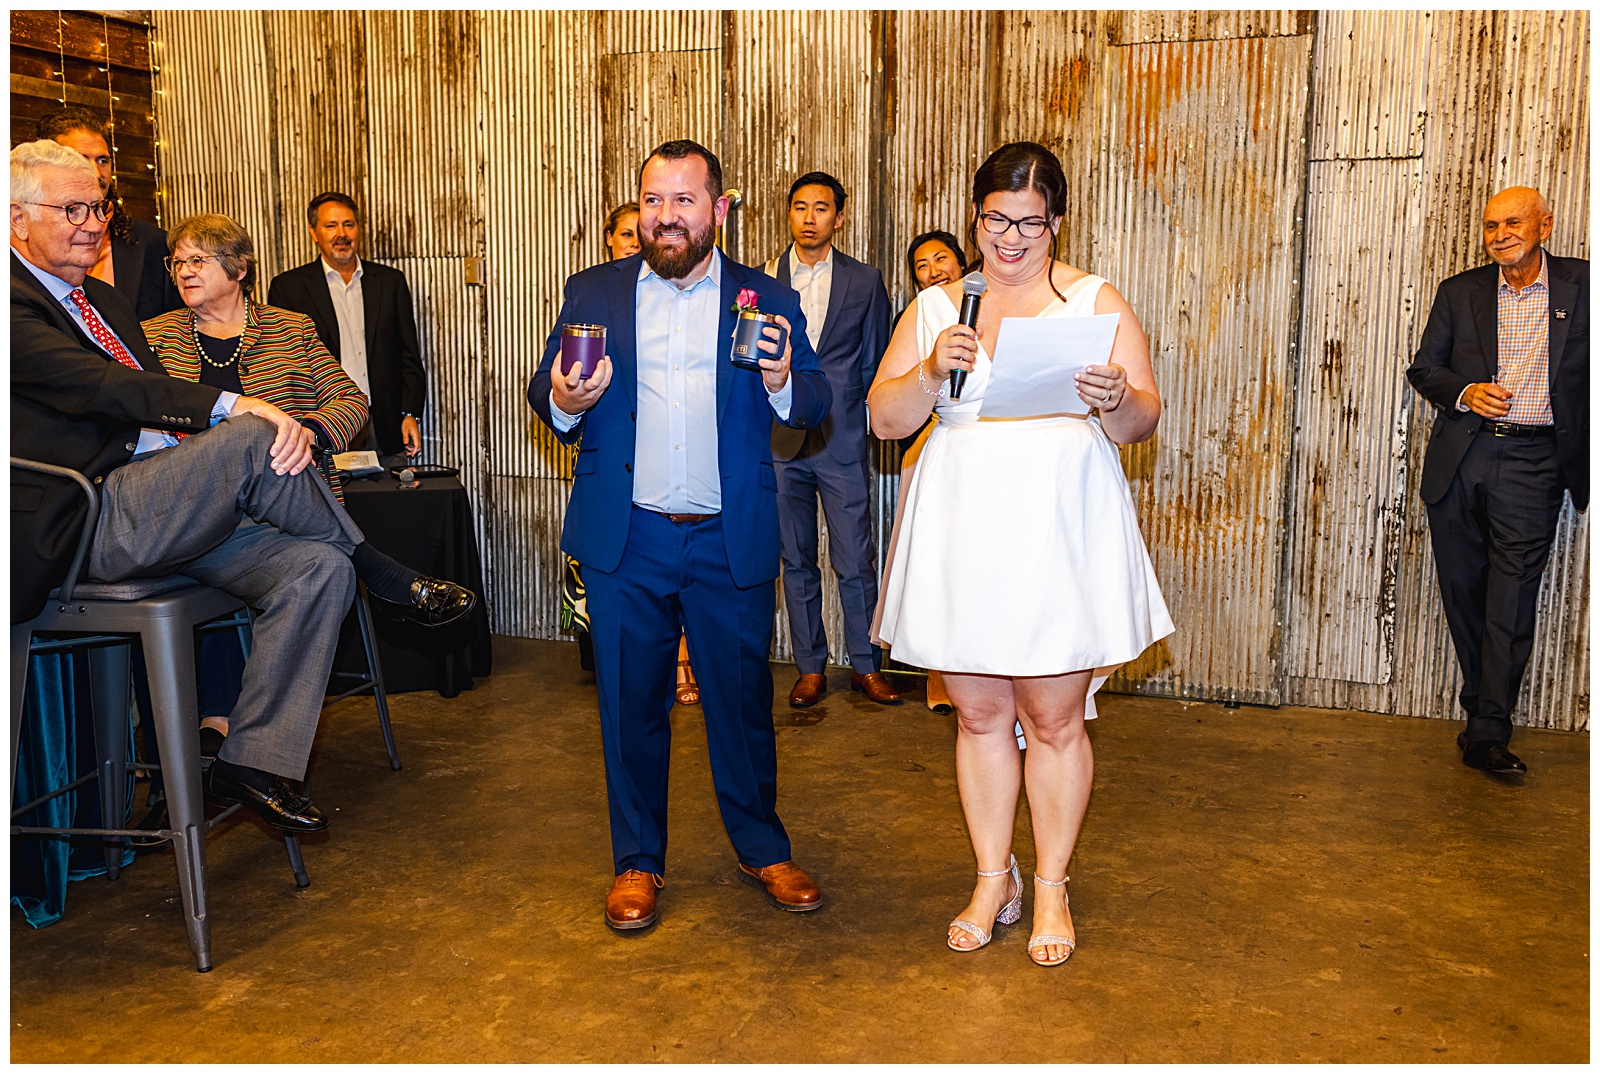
967, 141, 1069, 302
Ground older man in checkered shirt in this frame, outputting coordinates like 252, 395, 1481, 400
1407, 186, 1589, 779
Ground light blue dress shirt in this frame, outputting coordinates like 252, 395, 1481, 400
549, 249, 793, 513
15, 251, 237, 453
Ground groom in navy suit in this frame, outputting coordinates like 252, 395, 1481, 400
529, 140, 832, 930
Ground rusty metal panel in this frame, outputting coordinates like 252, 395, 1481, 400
604, 10, 721, 56
600, 49, 721, 221
1307, 10, 1430, 161
1283, 158, 1424, 684
150, 9, 1589, 715
874, 10, 993, 306
992, 11, 1106, 276
724, 10, 879, 270
485, 475, 574, 644
1107, 11, 1313, 46
363, 11, 483, 261
382, 255, 486, 492
1494, 10, 1589, 262
1515, 505, 1590, 731
1099, 35, 1314, 705
384, 255, 493, 622
724, 10, 881, 665
149, 11, 283, 278
478, 10, 603, 639
257, 10, 370, 278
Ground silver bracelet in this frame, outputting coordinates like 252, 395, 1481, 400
916, 359, 943, 397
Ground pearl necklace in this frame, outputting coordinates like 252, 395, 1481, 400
192, 299, 250, 369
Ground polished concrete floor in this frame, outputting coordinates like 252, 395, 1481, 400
10, 637, 1589, 1063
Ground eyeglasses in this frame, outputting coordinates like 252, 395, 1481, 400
978, 211, 1050, 239
164, 255, 220, 273
23, 199, 114, 226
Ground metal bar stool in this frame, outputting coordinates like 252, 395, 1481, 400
325, 582, 400, 770
9, 458, 309, 971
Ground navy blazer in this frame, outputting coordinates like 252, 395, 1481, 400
1407, 253, 1588, 509
528, 252, 831, 589
767, 245, 890, 461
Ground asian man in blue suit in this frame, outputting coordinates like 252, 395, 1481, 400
763, 171, 897, 708
529, 140, 832, 931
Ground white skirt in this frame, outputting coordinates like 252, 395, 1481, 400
876, 412, 1173, 681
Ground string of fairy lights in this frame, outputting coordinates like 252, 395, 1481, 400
45, 10, 162, 226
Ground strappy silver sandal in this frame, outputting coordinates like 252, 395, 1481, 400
1028, 874, 1077, 966
947, 854, 1022, 951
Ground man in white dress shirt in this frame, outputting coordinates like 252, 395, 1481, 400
267, 193, 427, 463
528, 140, 835, 930
763, 172, 896, 708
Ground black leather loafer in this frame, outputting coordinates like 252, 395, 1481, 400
1461, 740, 1528, 776
204, 764, 329, 832
372, 576, 478, 628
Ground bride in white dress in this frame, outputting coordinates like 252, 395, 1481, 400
869, 142, 1173, 967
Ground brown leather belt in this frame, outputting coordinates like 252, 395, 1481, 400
1483, 420, 1555, 439
648, 509, 719, 524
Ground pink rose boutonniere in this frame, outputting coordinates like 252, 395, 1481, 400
734, 287, 761, 314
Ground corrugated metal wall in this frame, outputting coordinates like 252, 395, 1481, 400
151, 10, 1589, 730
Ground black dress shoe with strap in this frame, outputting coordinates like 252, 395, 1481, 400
204, 763, 329, 832
371, 577, 478, 628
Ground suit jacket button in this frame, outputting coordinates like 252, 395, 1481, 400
125, 442, 137, 451
624, 463, 632, 473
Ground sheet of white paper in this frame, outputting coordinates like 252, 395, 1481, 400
978, 312, 1120, 418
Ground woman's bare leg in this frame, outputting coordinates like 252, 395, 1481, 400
942, 671, 1023, 948
1013, 670, 1094, 963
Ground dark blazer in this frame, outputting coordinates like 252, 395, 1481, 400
267, 258, 426, 456
10, 253, 221, 622
527, 252, 832, 589
1407, 253, 1589, 509
766, 245, 890, 461
110, 216, 183, 322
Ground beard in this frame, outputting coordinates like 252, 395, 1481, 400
641, 217, 717, 280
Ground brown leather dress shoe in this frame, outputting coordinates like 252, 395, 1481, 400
789, 673, 827, 708
850, 671, 903, 704
604, 869, 663, 930
737, 860, 823, 911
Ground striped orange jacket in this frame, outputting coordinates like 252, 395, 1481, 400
143, 302, 369, 502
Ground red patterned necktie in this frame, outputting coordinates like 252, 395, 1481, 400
67, 288, 141, 369
68, 287, 188, 439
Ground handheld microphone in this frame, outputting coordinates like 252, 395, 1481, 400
950, 272, 986, 400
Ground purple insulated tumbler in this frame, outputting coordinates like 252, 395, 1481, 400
731, 311, 786, 371
561, 323, 606, 379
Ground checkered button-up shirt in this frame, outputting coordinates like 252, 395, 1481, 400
1490, 251, 1553, 425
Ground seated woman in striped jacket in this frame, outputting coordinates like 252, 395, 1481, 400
142, 212, 477, 756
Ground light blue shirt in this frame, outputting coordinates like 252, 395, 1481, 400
14, 251, 236, 453
549, 249, 793, 513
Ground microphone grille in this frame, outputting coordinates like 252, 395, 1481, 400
962, 271, 987, 296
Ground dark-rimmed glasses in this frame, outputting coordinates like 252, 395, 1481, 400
978, 211, 1050, 239
164, 254, 220, 273
22, 200, 113, 226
